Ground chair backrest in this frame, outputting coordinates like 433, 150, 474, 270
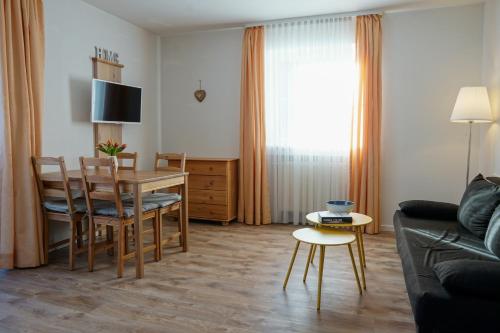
79, 157, 125, 219
117, 152, 137, 171
31, 156, 77, 215
154, 153, 186, 172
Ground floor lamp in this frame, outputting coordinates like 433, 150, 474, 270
450, 87, 493, 186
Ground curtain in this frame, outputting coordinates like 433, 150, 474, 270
0, 0, 45, 268
238, 26, 271, 225
349, 15, 382, 234
265, 17, 357, 224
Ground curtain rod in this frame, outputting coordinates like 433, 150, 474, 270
245, 9, 383, 27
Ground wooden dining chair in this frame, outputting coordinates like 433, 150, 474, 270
117, 152, 138, 171
31, 156, 87, 270
150, 152, 186, 257
79, 156, 160, 278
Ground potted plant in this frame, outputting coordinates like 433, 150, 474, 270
96, 139, 127, 171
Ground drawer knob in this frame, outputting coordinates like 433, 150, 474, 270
209, 167, 213, 171
209, 181, 214, 185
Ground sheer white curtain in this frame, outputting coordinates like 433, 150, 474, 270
264, 16, 357, 224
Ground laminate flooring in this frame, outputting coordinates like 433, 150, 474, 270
0, 222, 415, 333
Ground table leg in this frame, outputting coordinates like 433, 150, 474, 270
317, 245, 325, 311
181, 175, 189, 252
88, 216, 95, 272
106, 225, 114, 256
348, 243, 362, 295
303, 244, 314, 282
283, 240, 300, 289
133, 183, 144, 278
310, 244, 316, 264
43, 214, 49, 265
360, 227, 366, 268
356, 227, 366, 290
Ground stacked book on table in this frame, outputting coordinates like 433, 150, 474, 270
317, 211, 353, 224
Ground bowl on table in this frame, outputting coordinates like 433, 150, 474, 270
326, 200, 355, 214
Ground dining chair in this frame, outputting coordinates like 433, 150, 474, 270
79, 156, 160, 278
31, 156, 87, 270
117, 152, 137, 171
140, 153, 186, 258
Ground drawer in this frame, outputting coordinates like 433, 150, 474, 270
189, 203, 228, 221
186, 160, 227, 175
189, 175, 226, 190
189, 189, 227, 205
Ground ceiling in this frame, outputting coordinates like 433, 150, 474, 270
81, 0, 484, 35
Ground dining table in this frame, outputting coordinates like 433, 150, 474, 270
42, 169, 189, 278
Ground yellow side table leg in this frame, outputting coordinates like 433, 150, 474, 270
348, 243, 362, 295
283, 240, 300, 289
317, 245, 325, 311
303, 244, 314, 282
360, 228, 367, 268
310, 244, 316, 264
356, 227, 366, 290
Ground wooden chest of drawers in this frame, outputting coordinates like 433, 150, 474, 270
185, 158, 238, 225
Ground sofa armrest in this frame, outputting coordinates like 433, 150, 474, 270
399, 200, 458, 221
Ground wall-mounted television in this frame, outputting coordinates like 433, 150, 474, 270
91, 79, 142, 124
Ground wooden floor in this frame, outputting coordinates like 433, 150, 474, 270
0, 222, 415, 333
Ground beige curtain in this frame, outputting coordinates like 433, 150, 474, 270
0, 0, 45, 268
238, 26, 271, 225
349, 15, 382, 234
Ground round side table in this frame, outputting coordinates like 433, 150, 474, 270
306, 212, 372, 290
282, 228, 362, 311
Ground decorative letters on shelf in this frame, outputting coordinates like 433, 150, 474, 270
94, 46, 119, 64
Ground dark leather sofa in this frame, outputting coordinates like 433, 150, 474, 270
394, 178, 500, 333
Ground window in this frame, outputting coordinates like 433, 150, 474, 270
264, 17, 357, 224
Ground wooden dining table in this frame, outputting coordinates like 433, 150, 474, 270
42, 169, 189, 278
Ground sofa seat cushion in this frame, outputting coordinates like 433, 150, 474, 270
485, 205, 500, 258
433, 259, 500, 300
457, 174, 500, 239
43, 197, 87, 214
399, 200, 459, 220
393, 211, 500, 332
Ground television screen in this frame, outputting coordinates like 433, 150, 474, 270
91, 79, 142, 124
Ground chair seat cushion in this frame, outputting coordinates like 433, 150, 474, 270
93, 199, 158, 218
43, 197, 87, 214
134, 193, 181, 208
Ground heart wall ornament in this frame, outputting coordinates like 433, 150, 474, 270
194, 80, 206, 102
194, 90, 206, 102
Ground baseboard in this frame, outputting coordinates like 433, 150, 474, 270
380, 224, 394, 232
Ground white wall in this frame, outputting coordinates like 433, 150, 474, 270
44, 0, 161, 170
381, 4, 484, 229
480, 0, 500, 176
44, 0, 487, 233
44, 0, 160, 243
160, 29, 243, 158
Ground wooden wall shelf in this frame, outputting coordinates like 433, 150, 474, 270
91, 57, 124, 68
92, 57, 123, 156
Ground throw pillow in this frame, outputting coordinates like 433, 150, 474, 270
485, 205, 500, 258
457, 174, 500, 239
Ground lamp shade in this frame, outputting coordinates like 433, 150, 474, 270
451, 87, 493, 123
